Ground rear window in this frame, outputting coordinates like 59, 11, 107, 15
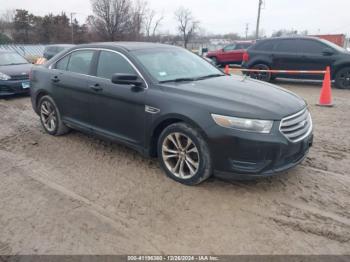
274, 40, 298, 53
55, 50, 95, 75
66, 50, 94, 75
254, 40, 276, 51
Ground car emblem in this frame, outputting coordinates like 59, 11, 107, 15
145, 105, 160, 114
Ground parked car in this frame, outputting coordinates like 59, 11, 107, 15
43, 44, 75, 60
242, 36, 350, 89
30, 42, 313, 186
206, 41, 254, 66
0, 50, 32, 97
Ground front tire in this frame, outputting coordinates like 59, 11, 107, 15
157, 123, 212, 186
38, 95, 70, 136
335, 67, 350, 89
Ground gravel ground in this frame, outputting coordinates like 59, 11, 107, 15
0, 80, 350, 255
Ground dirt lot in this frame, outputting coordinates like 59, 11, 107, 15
0, 80, 350, 255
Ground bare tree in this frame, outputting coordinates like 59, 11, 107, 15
90, 0, 132, 41
130, 0, 147, 40
174, 7, 199, 48
0, 9, 15, 35
144, 9, 163, 40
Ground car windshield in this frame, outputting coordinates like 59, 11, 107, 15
133, 48, 224, 83
0, 52, 29, 66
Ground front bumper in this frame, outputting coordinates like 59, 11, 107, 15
207, 122, 313, 180
0, 80, 30, 96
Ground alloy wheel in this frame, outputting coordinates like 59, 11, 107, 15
162, 132, 200, 179
40, 100, 57, 132
250, 64, 271, 81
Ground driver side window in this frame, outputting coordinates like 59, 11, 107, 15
223, 44, 236, 51
96, 51, 136, 79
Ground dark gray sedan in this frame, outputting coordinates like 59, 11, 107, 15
30, 42, 313, 185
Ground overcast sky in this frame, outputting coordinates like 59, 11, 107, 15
1, 0, 350, 36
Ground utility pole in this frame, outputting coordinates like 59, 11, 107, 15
255, 0, 263, 39
70, 12, 76, 44
245, 23, 249, 39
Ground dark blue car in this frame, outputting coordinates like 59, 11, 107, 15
0, 50, 33, 97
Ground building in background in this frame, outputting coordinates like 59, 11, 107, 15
312, 34, 346, 47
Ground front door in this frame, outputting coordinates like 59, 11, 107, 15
88, 50, 146, 147
296, 39, 336, 79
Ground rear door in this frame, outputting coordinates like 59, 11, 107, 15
88, 50, 146, 147
219, 44, 237, 63
50, 49, 97, 129
272, 39, 300, 69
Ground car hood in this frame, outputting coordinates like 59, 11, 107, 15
160, 75, 306, 120
0, 63, 33, 76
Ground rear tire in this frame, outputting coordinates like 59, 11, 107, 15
335, 67, 350, 89
38, 95, 70, 136
157, 123, 212, 186
249, 64, 272, 82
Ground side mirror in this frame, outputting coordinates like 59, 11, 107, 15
322, 48, 334, 56
111, 73, 143, 87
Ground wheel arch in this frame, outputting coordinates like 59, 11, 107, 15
249, 60, 272, 68
34, 89, 50, 114
333, 62, 350, 79
148, 114, 208, 157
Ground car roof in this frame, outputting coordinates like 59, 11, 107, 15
235, 40, 254, 43
258, 36, 321, 42
46, 44, 75, 47
75, 42, 180, 52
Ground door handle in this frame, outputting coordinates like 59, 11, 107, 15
51, 76, 60, 83
89, 83, 103, 91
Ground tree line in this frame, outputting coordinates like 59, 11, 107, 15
0, 0, 200, 47
0, 0, 309, 47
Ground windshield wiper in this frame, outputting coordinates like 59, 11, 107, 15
159, 77, 196, 83
195, 74, 225, 81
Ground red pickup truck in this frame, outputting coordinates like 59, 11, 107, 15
206, 41, 254, 66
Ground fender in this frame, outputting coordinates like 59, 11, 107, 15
145, 113, 210, 157
332, 60, 350, 77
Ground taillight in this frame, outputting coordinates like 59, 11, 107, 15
243, 52, 250, 62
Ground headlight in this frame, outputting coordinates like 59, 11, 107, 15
211, 114, 273, 133
0, 72, 11, 80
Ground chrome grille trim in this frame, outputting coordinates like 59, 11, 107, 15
10, 74, 29, 81
279, 108, 313, 143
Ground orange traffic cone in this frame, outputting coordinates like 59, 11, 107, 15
224, 65, 230, 75
317, 66, 333, 107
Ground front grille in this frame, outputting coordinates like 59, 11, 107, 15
10, 74, 29, 81
0, 86, 12, 92
280, 108, 312, 143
